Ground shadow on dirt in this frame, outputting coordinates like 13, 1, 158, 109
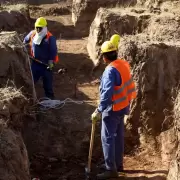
23, 98, 98, 180
58, 52, 93, 71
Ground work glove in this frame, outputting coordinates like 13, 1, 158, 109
48, 60, 54, 70
96, 99, 100, 106
91, 108, 101, 123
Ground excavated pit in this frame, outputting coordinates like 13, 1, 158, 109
72, 0, 137, 36
2, 0, 180, 179
87, 0, 180, 178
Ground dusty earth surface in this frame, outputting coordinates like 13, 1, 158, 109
0, 1, 179, 180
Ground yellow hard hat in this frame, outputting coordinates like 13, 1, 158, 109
110, 34, 120, 48
101, 41, 117, 53
35, 17, 47, 27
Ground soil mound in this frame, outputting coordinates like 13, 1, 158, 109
0, 87, 30, 180
0, 31, 35, 98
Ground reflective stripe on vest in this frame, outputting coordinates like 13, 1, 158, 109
30, 31, 59, 63
108, 59, 137, 111
113, 87, 136, 105
113, 77, 133, 95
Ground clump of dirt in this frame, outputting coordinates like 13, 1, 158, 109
0, 4, 31, 34
0, 86, 30, 180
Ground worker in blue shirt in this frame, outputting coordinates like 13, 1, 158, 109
24, 17, 59, 99
91, 41, 136, 179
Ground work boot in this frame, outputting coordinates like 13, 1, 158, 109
117, 166, 124, 172
97, 170, 118, 179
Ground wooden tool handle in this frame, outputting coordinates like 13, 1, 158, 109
87, 122, 96, 172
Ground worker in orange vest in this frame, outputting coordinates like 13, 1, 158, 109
24, 17, 59, 99
91, 41, 136, 179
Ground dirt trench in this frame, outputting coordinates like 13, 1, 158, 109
24, 4, 170, 180
0, 2, 176, 180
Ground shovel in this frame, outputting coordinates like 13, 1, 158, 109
85, 121, 96, 180
29, 56, 50, 69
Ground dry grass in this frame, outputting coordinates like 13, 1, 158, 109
1, 4, 28, 12
0, 86, 26, 103
0, 1, 28, 12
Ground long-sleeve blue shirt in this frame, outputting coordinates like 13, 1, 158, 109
97, 65, 129, 116
23, 31, 58, 64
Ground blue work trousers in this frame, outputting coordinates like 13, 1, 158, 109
101, 113, 124, 171
31, 63, 54, 99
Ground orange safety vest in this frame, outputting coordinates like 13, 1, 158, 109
108, 59, 137, 111
29, 31, 59, 63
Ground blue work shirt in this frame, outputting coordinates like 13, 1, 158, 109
23, 30, 58, 64
97, 65, 129, 116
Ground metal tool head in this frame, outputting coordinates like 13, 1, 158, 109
85, 166, 90, 180
57, 68, 67, 74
